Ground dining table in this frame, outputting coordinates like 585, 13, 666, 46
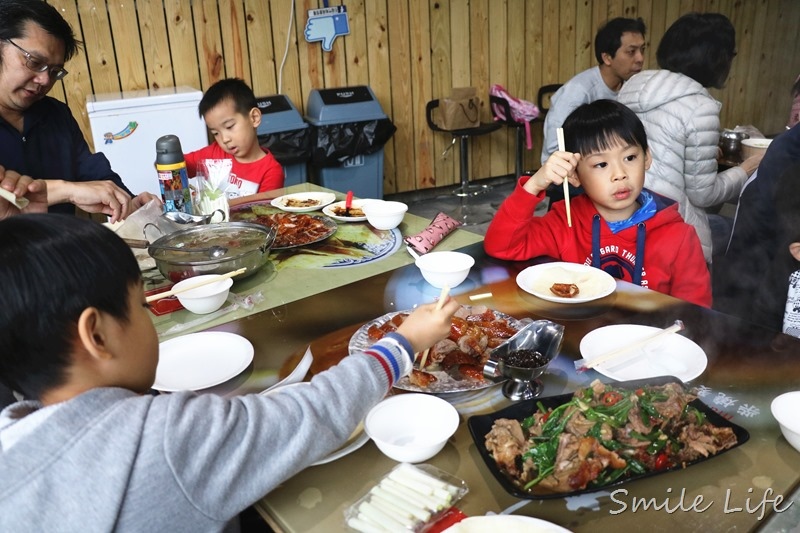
150, 187, 800, 532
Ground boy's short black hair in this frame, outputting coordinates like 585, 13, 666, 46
0, 215, 141, 399
0, 0, 81, 62
562, 99, 648, 156
657, 12, 736, 89
198, 78, 258, 118
594, 17, 646, 63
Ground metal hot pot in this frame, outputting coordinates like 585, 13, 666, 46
147, 222, 276, 282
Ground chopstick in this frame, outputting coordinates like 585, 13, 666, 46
557, 127, 572, 228
418, 285, 451, 370
574, 320, 685, 372
145, 267, 247, 303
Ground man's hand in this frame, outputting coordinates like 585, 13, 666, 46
0, 166, 48, 219
47, 180, 133, 223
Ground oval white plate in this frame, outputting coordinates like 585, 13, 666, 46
270, 192, 336, 213
321, 199, 377, 222
443, 515, 571, 533
516, 262, 616, 304
154, 332, 254, 391
579, 324, 708, 382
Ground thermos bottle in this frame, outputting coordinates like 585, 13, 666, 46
155, 134, 193, 214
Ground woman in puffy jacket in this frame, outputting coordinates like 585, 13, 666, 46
618, 13, 762, 263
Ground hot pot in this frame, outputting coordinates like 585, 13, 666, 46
148, 222, 276, 282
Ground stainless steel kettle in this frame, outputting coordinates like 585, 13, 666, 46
720, 129, 750, 162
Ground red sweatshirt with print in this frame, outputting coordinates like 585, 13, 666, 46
484, 176, 712, 307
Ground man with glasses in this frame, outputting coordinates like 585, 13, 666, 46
0, 0, 157, 222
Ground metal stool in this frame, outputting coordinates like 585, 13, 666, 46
426, 99, 502, 224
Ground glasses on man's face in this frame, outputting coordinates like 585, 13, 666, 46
3, 39, 68, 81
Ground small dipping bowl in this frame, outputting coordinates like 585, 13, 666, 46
363, 200, 408, 230
173, 274, 233, 314
741, 138, 773, 160
365, 394, 459, 463
484, 320, 565, 401
415, 251, 475, 289
771, 391, 800, 453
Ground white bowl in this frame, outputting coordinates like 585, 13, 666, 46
362, 200, 408, 230
415, 251, 475, 289
741, 138, 773, 159
173, 274, 233, 314
365, 394, 459, 463
771, 391, 800, 453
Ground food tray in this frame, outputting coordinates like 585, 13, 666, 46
344, 463, 468, 532
467, 376, 750, 499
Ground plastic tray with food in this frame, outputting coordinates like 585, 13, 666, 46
344, 463, 468, 532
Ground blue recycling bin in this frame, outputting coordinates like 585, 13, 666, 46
256, 95, 309, 187
305, 86, 394, 199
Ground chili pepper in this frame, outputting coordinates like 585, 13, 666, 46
602, 391, 624, 406
654, 452, 671, 471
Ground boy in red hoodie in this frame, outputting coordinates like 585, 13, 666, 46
485, 99, 711, 307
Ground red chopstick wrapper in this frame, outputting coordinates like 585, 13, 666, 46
404, 212, 462, 255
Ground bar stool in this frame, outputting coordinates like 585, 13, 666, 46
426, 99, 502, 225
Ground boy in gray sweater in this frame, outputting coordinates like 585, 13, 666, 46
0, 214, 459, 532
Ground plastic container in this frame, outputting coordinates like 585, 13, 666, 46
256, 94, 309, 187
306, 86, 394, 199
344, 463, 468, 532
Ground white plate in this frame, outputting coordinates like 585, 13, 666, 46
154, 332, 254, 391
516, 262, 616, 304
321, 199, 377, 222
443, 515, 571, 533
270, 192, 336, 213
261, 382, 368, 465
579, 324, 708, 382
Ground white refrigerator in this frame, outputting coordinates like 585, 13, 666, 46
86, 86, 208, 196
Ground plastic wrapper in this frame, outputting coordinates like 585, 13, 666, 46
195, 159, 231, 221
311, 118, 397, 167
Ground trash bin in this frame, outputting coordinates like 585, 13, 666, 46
305, 86, 396, 199
256, 94, 310, 187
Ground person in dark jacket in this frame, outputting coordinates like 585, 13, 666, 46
0, 0, 157, 222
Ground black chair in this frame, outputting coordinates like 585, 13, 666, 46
536, 83, 562, 120
426, 99, 502, 224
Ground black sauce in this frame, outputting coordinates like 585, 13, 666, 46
504, 349, 548, 368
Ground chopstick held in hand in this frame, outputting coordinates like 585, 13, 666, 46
557, 127, 572, 228
418, 285, 451, 370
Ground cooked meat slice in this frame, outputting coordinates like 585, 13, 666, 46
459, 364, 485, 381
485, 419, 527, 477
550, 283, 580, 298
439, 349, 476, 370
408, 369, 437, 388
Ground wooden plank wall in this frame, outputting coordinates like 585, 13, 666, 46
47, 0, 800, 195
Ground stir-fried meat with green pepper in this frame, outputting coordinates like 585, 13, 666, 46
485, 380, 738, 493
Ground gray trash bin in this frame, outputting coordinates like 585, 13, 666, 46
305, 86, 395, 199
256, 95, 309, 187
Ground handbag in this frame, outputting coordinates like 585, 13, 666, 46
438, 87, 480, 130
490, 84, 540, 149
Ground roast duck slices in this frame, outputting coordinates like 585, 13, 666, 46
366, 305, 519, 387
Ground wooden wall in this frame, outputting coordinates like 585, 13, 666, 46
47, 0, 800, 195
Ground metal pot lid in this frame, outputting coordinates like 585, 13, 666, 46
148, 222, 275, 265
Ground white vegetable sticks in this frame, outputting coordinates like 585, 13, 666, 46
347, 464, 464, 533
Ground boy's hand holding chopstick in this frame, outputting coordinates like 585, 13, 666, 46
396, 291, 460, 356
522, 150, 581, 196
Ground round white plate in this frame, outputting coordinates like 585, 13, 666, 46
516, 262, 616, 304
443, 515, 571, 533
154, 332, 254, 392
321, 199, 377, 222
270, 192, 336, 213
579, 324, 708, 382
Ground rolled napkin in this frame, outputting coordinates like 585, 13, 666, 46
404, 212, 462, 255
